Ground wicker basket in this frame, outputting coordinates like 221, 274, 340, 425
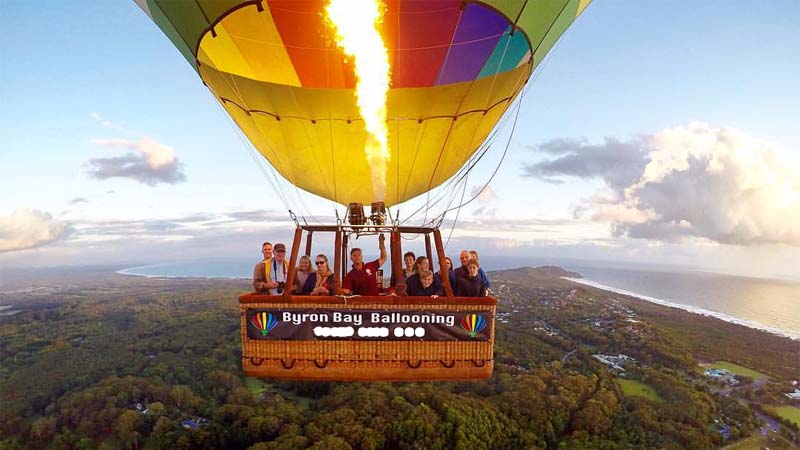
240, 294, 496, 381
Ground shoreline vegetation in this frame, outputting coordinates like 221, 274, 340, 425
564, 276, 800, 341
1, 265, 798, 449
113, 261, 800, 341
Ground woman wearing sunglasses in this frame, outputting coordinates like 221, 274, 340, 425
301, 254, 335, 296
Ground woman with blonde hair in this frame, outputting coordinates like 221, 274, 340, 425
302, 254, 335, 296
293, 255, 314, 293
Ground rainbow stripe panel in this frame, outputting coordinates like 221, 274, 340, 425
135, 0, 591, 206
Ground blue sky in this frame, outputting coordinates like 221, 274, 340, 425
1, 1, 799, 280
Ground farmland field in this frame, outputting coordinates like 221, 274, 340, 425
710, 361, 768, 380
617, 379, 663, 402
765, 405, 800, 427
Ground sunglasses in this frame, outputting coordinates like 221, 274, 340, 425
315, 261, 326, 265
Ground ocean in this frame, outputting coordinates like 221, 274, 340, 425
117, 256, 800, 340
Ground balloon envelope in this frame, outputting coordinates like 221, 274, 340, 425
136, 0, 591, 206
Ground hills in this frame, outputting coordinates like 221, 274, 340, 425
0, 265, 797, 449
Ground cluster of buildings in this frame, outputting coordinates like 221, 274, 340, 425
703, 368, 740, 386
495, 311, 511, 324
609, 300, 638, 320
530, 319, 561, 337
532, 287, 573, 308
132, 401, 208, 430
182, 417, 209, 430
593, 353, 636, 372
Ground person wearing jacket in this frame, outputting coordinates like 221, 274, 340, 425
302, 254, 335, 296
454, 259, 487, 297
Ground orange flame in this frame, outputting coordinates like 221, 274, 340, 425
326, 0, 391, 201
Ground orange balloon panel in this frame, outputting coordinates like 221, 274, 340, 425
201, 63, 528, 205
136, 0, 591, 205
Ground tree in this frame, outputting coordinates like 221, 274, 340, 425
307, 436, 353, 450
148, 401, 166, 417
116, 410, 140, 449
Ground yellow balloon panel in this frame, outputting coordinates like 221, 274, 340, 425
199, 63, 530, 206
140, 0, 594, 207
197, 4, 301, 86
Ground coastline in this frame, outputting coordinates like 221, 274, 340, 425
116, 266, 250, 280
563, 277, 800, 341
115, 262, 799, 342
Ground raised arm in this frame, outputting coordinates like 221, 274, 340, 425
377, 233, 387, 266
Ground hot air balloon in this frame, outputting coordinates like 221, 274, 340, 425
136, 0, 591, 381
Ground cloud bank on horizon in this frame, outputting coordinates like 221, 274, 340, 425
3, 120, 799, 280
525, 122, 800, 246
0, 208, 300, 269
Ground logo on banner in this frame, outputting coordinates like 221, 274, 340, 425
460, 314, 486, 338
251, 312, 279, 336
246, 308, 490, 341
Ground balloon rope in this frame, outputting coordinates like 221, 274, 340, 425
432, 15, 574, 226
224, 74, 295, 186
404, 84, 517, 227
398, 116, 427, 204
213, 72, 295, 213
216, 71, 324, 223
213, 78, 321, 222
439, 88, 524, 216
444, 169, 469, 249
399, 125, 502, 225
224, 109, 292, 214
423, 5, 469, 202
424, 109, 509, 223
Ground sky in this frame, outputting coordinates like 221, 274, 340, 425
1, 1, 799, 281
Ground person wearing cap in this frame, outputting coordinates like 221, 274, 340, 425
267, 243, 291, 295
253, 242, 290, 295
343, 234, 387, 296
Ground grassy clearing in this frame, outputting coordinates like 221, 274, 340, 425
244, 377, 312, 408
722, 434, 795, 450
711, 361, 768, 381
764, 405, 800, 427
616, 379, 663, 402
244, 377, 269, 395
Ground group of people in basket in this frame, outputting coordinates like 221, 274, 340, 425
253, 234, 490, 298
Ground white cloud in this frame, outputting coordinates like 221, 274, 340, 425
0, 209, 68, 252
604, 123, 800, 245
470, 185, 497, 204
523, 137, 649, 189
0, 209, 298, 269
87, 137, 186, 185
528, 123, 800, 246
